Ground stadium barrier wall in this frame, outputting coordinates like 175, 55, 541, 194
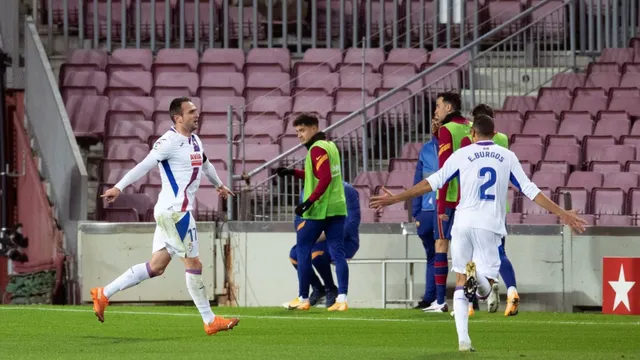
78, 222, 217, 302
24, 17, 88, 295
77, 221, 640, 311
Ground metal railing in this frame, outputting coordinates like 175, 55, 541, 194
24, 17, 88, 255
34, 0, 638, 55
228, 0, 576, 221
38, 0, 484, 54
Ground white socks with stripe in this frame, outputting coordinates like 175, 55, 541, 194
453, 288, 471, 345
104, 262, 155, 298
186, 269, 215, 325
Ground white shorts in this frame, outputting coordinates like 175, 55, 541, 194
152, 210, 199, 258
450, 227, 502, 280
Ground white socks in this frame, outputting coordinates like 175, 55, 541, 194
453, 288, 471, 345
507, 286, 518, 297
186, 269, 215, 325
104, 262, 154, 298
337, 294, 348, 303
475, 271, 492, 299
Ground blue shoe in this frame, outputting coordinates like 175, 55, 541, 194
325, 287, 338, 308
309, 288, 326, 306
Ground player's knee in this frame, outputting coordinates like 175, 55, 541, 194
183, 257, 202, 271
435, 239, 448, 252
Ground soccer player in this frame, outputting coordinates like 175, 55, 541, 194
424, 92, 472, 313
275, 113, 350, 311
287, 181, 361, 308
369, 115, 587, 352
92, 97, 239, 335
411, 119, 439, 310
463, 104, 520, 315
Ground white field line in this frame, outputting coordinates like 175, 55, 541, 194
0, 306, 639, 326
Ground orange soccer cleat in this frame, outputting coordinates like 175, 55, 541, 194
204, 316, 240, 335
90, 287, 109, 323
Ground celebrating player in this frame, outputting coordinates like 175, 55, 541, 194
286, 181, 361, 308
424, 92, 473, 313
276, 114, 350, 311
463, 104, 520, 315
93, 97, 239, 335
370, 115, 587, 352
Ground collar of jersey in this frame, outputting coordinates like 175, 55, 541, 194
476, 140, 495, 146
170, 126, 194, 141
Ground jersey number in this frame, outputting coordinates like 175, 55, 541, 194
187, 227, 198, 243
478, 167, 496, 201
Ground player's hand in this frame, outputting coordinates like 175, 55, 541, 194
295, 200, 313, 217
276, 167, 295, 177
560, 209, 588, 234
100, 187, 121, 203
217, 185, 235, 199
438, 213, 449, 221
369, 187, 398, 211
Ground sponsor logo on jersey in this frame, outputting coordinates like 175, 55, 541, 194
190, 153, 203, 167
153, 138, 166, 150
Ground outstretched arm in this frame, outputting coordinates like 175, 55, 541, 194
370, 152, 460, 210
115, 154, 160, 191
201, 154, 223, 188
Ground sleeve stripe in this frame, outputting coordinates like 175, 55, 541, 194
438, 143, 451, 156
315, 154, 329, 171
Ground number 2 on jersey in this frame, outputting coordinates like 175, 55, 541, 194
478, 167, 496, 201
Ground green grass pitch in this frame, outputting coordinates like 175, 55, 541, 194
1, 305, 639, 359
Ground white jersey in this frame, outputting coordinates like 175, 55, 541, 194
426, 140, 541, 236
150, 128, 205, 213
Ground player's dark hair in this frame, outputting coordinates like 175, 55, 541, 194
472, 103, 494, 119
472, 114, 495, 137
292, 113, 319, 128
436, 92, 462, 111
169, 97, 192, 123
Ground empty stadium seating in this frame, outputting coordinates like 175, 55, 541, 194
61, 46, 466, 221
492, 40, 640, 226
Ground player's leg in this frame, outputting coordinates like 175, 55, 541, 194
450, 227, 475, 352
311, 240, 336, 305
424, 207, 454, 312
90, 226, 171, 323
286, 219, 324, 310
499, 236, 520, 316
290, 243, 326, 304
469, 229, 504, 317
324, 215, 349, 311
165, 211, 238, 335
415, 210, 436, 309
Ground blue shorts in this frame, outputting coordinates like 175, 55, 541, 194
434, 207, 456, 240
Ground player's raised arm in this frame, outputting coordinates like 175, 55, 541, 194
369, 151, 461, 210
202, 153, 234, 198
101, 137, 174, 203
508, 152, 587, 233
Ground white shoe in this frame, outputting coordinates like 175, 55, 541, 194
487, 283, 500, 313
423, 300, 449, 313
459, 341, 476, 352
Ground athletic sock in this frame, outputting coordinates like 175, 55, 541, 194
453, 287, 471, 344
104, 262, 155, 298
434, 252, 448, 304
185, 269, 215, 325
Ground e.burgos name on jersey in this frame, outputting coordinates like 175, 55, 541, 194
467, 150, 505, 163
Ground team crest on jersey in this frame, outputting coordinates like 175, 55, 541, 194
190, 153, 203, 167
